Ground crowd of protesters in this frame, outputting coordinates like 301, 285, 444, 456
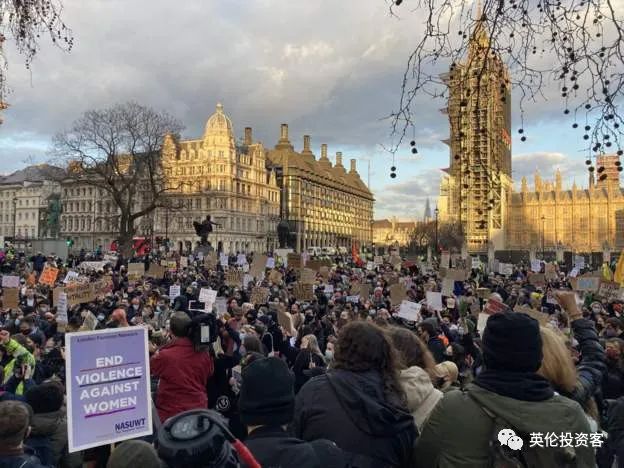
0, 242, 623, 467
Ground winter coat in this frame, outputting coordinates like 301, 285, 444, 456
427, 336, 447, 364
151, 337, 214, 423
414, 383, 595, 468
567, 318, 606, 408
293, 349, 326, 393
245, 425, 350, 468
0, 448, 47, 468
293, 369, 417, 468
27, 409, 82, 468
398, 366, 443, 432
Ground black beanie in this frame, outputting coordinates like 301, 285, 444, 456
482, 312, 543, 372
238, 357, 294, 427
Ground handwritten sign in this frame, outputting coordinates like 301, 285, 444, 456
146, 264, 165, 279
204, 252, 218, 269
498, 263, 513, 276
65, 283, 96, 307
441, 278, 455, 297
287, 253, 302, 270
199, 288, 217, 306
476, 288, 491, 299
398, 301, 422, 322
237, 254, 247, 266
39, 266, 59, 286
225, 270, 244, 287
426, 291, 444, 311
390, 284, 406, 306
1, 275, 20, 288
266, 257, 275, 269
3, 288, 19, 309
528, 273, 546, 287
250, 254, 267, 278
64, 271, 80, 284
598, 281, 623, 302
56, 292, 68, 326
545, 263, 558, 280
127, 263, 145, 280
292, 282, 314, 301
65, 327, 152, 452
250, 287, 269, 306
215, 297, 227, 316
573, 275, 601, 292
359, 284, 370, 299
269, 269, 283, 284
220, 254, 229, 267
179, 257, 188, 268
471, 257, 481, 269
299, 268, 316, 284
169, 285, 181, 300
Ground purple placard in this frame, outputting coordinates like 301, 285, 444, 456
65, 327, 152, 452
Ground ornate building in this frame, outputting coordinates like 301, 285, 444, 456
159, 103, 281, 254
265, 125, 374, 252
507, 164, 624, 253
372, 217, 417, 248
438, 11, 513, 253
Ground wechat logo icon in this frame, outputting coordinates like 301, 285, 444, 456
498, 429, 524, 451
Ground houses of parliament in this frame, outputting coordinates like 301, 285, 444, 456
437, 12, 624, 254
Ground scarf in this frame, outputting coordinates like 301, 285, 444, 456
475, 369, 554, 402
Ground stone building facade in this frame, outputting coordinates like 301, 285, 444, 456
372, 217, 417, 247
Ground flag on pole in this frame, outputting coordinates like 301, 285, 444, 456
615, 254, 624, 286
602, 262, 613, 282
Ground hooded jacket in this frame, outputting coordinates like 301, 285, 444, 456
293, 369, 417, 468
27, 409, 82, 468
414, 383, 595, 468
398, 366, 443, 432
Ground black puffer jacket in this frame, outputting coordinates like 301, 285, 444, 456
566, 318, 607, 408
293, 369, 416, 468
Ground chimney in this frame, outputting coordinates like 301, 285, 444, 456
303, 135, 311, 152
244, 127, 252, 146
350, 159, 357, 173
336, 152, 343, 166
280, 124, 289, 141
321, 144, 328, 159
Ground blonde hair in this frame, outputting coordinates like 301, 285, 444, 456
433, 361, 459, 390
538, 326, 577, 394
303, 334, 323, 359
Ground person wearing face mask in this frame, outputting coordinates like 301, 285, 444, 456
127, 296, 142, 323
18, 317, 45, 350
602, 338, 624, 400
605, 317, 624, 340
20, 289, 38, 310
155, 298, 172, 330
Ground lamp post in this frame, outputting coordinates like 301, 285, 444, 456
434, 207, 439, 255
12, 197, 17, 239
541, 215, 546, 260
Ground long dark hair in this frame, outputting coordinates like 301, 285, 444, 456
387, 326, 436, 379
333, 321, 406, 407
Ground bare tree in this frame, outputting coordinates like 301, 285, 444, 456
0, 0, 73, 115
51, 102, 183, 257
408, 220, 465, 253
387, 0, 624, 163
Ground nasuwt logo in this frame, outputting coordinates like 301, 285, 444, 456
115, 418, 147, 433
498, 429, 524, 451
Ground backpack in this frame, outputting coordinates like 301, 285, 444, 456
467, 392, 577, 468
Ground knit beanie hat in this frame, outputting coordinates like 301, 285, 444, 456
25, 382, 64, 414
107, 440, 162, 468
238, 357, 294, 427
482, 312, 543, 372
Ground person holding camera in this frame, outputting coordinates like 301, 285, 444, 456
151, 312, 215, 423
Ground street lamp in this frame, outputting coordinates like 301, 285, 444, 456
12, 197, 17, 239
434, 207, 439, 255
541, 215, 546, 260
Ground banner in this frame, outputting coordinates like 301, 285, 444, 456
65, 327, 152, 452
39, 266, 59, 286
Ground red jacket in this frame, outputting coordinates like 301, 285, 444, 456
151, 337, 214, 423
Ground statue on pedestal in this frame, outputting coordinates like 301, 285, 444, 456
193, 215, 221, 246
277, 220, 291, 249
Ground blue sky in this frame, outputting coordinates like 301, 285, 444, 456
0, 0, 618, 220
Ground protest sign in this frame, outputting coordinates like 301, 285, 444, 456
528, 273, 546, 287
250, 254, 267, 278
366, 262, 375, 271
374, 256, 383, 265
545, 263, 558, 281
52, 287, 65, 306
225, 270, 243, 287
451, 255, 467, 270
531, 260, 542, 273
498, 263, 513, 276
440, 252, 450, 269
269, 269, 283, 284
287, 253, 302, 270
398, 301, 422, 322
63, 271, 80, 284
476, 287, 491, 299
390, 284, 406, 306
169, 285, 181, 300
220, 254, 229, 267
39, 266, 59, 286
65, 327, 152, 452
319, 266, 330, 280
179, 257, 188, 268
484, 298, 508, 315
250, 287, 269, 306
266, 257, 276, 269
574, 255, 586, 269
146, 264, 166, 279
237, 254, 247, 266
243, 274, 253, 289
166, 261, 177, 272
441, 278, 455, 297
204, 253, 218, 269
346, 295, 360, 303
569, 267, 579, 278
293, 282, 314, 301
389, 255, 402, 267
471, 257, 481, 269
80, 312, 99, 332
1, 275, 20, 288
477, 313, 490, 335
56, 292, 68, 327
598, 281, 623, 302
445, 269, 468, 281
3, 288, 19, 309
385, 274, 399, 286
359, 284, 370, 299
426, 291, 444, 311
572, 275, 601, 292
514, 305, 550, 326
127, 263, 145, 280
65, 283, 97, 307
103, 253, 118, 264
199, 288, 217, 306
324, 284, 334, 295
299, 268, 316, 284
78, 261, 108, 272
214, 297, 227, 316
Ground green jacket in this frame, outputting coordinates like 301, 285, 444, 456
414, 383, 596, 468
2, 338, 36, 395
